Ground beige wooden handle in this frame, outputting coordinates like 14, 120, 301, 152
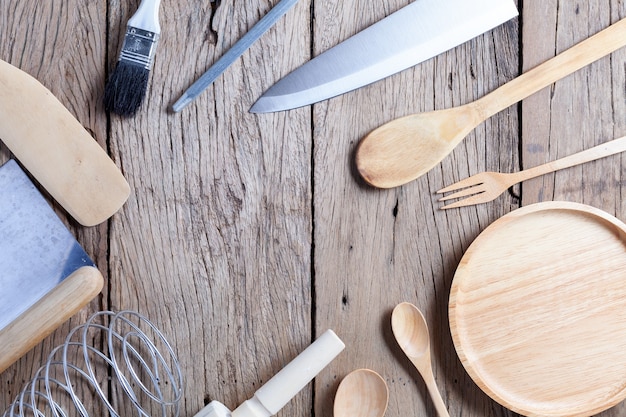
411, 358, 450, 417
519, 135, 626, 181
425, 378, 450, 417
0, 59, 130, 226
478, 17, 626, 118
0, 266, 103, 373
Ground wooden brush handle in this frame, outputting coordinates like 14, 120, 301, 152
0, 59, 130, 226
478, 17, 626, 118
0, 266, 103, 373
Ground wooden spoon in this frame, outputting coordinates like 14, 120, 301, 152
391, 302, 449, 417
334, 369, 389, 417
356, 17, 626, 188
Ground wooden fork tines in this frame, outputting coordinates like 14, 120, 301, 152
437, 135, 626, 209
437, 172, 518, 209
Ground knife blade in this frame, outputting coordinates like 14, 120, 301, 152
250, 0, 518, 113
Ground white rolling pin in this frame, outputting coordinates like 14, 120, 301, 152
195, 330, 345, 417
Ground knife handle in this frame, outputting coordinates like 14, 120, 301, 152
0, 59, 130, 226
0, 266, 104, 373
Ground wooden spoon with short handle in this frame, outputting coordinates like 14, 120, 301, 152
356, 17, 626, 189
392, 302, 450, 417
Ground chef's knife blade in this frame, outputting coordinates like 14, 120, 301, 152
250, 0, 518, 113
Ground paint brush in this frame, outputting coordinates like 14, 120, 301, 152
104, 0, 162, 116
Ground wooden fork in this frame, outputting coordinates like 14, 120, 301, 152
437, 135, 626, 209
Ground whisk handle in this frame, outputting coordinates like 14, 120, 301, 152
0, 266, 103, 373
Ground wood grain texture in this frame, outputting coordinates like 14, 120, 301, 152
2, 1, 626, 417
107, 0, 312, 415
313, 1, 519, 417
0, 0, 109, 409
450, 202, 626, 417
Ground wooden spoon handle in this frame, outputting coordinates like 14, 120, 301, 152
410, 362, 450, 417
517, 135, 626, 182
424, 378, 449, 417
478, 17, 626, 118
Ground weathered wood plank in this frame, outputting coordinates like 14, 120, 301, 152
521, 1, 626, 416
106, 0, 312, 415
4, 1, 626, 416
312, 1, 519, 417
0, 0, 108, 408
521, 1, 626, 211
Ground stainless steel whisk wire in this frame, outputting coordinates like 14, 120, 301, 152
3, 311, 183, 417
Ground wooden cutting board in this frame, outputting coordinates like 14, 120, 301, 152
449, 201, 626, 417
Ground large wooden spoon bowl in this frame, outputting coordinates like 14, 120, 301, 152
356, 17, 626, 188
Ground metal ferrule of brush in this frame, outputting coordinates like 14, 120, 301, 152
118, 26, 159, 70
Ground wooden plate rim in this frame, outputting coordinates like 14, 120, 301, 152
448, 201, 626, 417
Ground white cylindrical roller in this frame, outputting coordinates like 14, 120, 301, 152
232, 329, 345, 417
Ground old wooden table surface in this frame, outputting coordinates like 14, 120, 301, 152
2, 0, 626, 416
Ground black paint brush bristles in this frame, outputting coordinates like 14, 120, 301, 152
104, 0, 161, 116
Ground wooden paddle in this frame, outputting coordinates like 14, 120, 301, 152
0, 59, 129, 226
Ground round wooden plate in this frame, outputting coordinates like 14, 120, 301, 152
449, 202, 626, 417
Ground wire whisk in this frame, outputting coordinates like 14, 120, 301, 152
3, 311, 183, 417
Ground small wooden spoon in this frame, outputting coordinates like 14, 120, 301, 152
334, 369, 389, 417
356, 17, 626, 188
391, 302, 450, 417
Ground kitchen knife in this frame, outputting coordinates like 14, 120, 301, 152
172, 0, 302, 112
250, 0, 518, 113
0, 160, 103, 373
0, 59, 130, 226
